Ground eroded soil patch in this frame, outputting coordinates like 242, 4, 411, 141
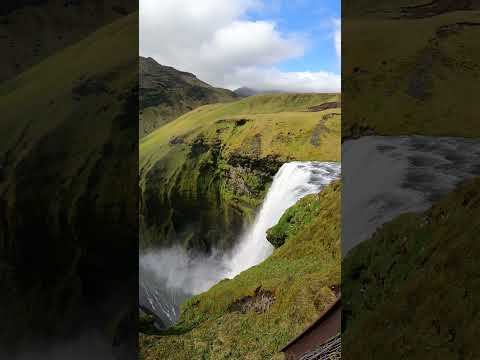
229, 288, 275, 314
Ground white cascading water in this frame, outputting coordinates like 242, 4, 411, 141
139, 161, 341, 328
225, 161, 341, 277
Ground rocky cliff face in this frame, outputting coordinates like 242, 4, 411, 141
140, 134, 282, 252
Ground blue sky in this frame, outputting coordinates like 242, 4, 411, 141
140, 0, 340, 92
247, 0, 341, 74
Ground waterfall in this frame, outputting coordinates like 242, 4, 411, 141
226, 161, 341, 277
139, 161, 341, 328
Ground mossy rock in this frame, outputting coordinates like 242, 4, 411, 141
267, 193, 326, 248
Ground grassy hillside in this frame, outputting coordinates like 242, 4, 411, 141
140, 181, 341, 360
343, 3, 480, 138
342, 177, 480, 359
0, 0, 137, 83
139, 56, 239, 137
139, 93, 340, 250
0, 12, 138, 353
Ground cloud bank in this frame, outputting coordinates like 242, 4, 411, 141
140, 0, 340, 92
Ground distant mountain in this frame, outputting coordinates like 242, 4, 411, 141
234, 87, 285, 97
139, 57, 239, 137
233, 87, 259, 97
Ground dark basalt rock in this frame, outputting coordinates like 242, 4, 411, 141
72, 76, 108, 100
307, 101, 341, 112
169, 136, 185, 145
227, 153, 283, 177
235, 118, 249, 126
189, 137, 210, 158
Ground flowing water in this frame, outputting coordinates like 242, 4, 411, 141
139, 161, 341, 328
342, 136, 480, 256
225, 161, 341, 277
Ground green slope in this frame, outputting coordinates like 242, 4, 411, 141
140, 181, 341, 360
139, 56, 239, 137
0, 12, 138, 352
342, 177, 480, 359
0, 0, 137, 82
343, 3, 480, 138
139, 93, 341, 250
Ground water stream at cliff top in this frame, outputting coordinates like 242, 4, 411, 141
139, 161, 341, 328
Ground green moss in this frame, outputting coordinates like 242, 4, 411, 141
342, 177, 480, 359
267, 194, 324, 248
140, 181, 341, 360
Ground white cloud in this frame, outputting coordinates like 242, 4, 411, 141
224, 66, 340, 93
199, 21, 304, 69
140, 0, 340, 92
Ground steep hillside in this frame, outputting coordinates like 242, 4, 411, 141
343, 2, 480, 138
0, 12, 138, 354
0, 0, 137, 82
140, 182, 341, 360
139, 93, 341, 250
342, 177, 480, 359
139, 57, 239, 137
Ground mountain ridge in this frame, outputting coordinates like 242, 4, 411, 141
139, 56, 239, 137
